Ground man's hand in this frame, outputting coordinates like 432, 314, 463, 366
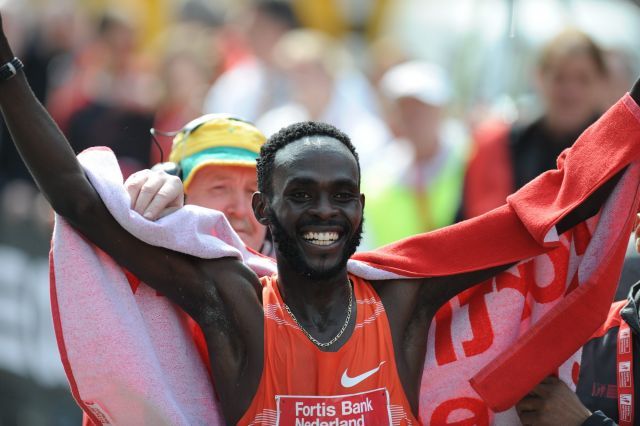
515, 376, 591, 426
125, 169, 184, 220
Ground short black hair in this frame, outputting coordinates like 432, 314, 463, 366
257, 121, 360, 195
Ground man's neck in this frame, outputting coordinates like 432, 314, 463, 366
276, 261, 351, 327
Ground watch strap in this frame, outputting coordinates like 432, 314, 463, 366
0, 57, 23, 81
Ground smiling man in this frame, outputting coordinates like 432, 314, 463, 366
3, 12, 640, 425
214, 122, 505, 424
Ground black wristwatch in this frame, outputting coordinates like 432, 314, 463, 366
0, 57, 23, 81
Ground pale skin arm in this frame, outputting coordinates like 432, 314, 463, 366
0, 16, 264, 423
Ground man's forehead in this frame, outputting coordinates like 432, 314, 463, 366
272, 135, 359, 187
273, 135, 354, 166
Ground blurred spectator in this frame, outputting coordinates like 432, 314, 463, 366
67, 104, 155, 178
0, 4, 86, 189
150, 20, 221, 165
48, 10, 158, 131
48, 10, 159, 177
363, 61, 469, 248
366, 35, 409, 87
462, 29, 607, 219
256, 29, 389, 170
202, 0, 298, 121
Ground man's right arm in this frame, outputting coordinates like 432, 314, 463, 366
0, 20, 267, 420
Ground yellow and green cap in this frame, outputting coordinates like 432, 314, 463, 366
168, 114, 266, 191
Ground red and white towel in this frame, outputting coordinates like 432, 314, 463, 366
52, 95, 640, 425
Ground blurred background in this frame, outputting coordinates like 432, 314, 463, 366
1, 0, 640, 424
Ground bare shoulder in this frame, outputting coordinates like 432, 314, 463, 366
370, 278, 427, 333
197, 257, 264, 320
371, 276, 444, 311
370, 278, 424, 306
371, 263, 513, 324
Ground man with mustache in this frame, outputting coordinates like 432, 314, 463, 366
2, 13, 640, 424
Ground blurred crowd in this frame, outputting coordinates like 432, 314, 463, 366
1, 0, 640, 424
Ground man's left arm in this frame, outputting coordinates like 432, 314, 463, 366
419, 164, 627, 308
356, 84, 640, 282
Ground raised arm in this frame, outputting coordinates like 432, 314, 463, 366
0, 19, 267, 421
371, 80, 640, 411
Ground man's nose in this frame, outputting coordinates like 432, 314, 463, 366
309, 194, 338, 219
225, 189, 251, 217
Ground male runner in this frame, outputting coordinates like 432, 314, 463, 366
1, 14, 640, 425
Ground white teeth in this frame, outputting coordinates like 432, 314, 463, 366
302, 231, 340, 245
309, 239, 333, 246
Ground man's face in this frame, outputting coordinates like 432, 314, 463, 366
267, 137, 364, 279
539, 53, 605, 133
186, 165, 267, 251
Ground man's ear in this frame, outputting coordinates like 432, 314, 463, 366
252, 192, 271, 225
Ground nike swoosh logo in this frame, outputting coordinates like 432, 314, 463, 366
341, 361, 386, 388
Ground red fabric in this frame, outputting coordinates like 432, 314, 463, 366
353, 95, 640, 411
123, 268, 140, 293
188, 316, 213, 378
590, 301, 626, 339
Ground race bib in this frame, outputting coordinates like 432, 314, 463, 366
275, 388, 392, 425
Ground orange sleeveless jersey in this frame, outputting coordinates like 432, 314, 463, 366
239, 274, 419, 426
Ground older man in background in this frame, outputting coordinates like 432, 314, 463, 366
127, 114, 271, 254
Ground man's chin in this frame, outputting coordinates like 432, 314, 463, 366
234, 230, 260, 250
235, 230, 251, 243
268, 212, 362, 278
300, 245, 353, 275
299, 262, 348, 280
